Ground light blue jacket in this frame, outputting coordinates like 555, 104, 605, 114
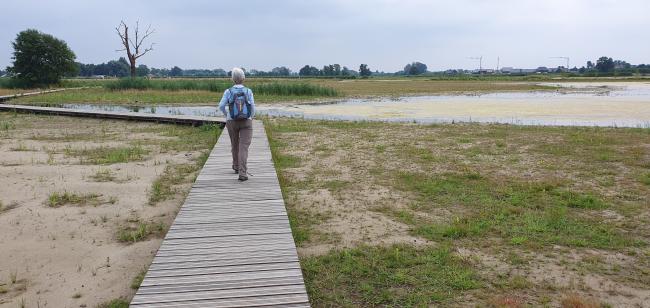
218, 84, 255, 120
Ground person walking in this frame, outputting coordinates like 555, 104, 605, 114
218, 67, 255, 181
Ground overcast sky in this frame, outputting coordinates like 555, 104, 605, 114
1, 0, 648, 72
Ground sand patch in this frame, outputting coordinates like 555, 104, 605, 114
0, 113, 216, 307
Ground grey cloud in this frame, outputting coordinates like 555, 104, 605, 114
1, 0, 648, 72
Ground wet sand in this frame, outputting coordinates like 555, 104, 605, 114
261, 82, 650, 127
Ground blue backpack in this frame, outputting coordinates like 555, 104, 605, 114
228, 86, 252, 120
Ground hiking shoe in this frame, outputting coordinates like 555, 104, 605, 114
238, 175, 248, 182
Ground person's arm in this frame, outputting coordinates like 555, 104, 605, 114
248, 89, 255, 118
218, 89, 230, 118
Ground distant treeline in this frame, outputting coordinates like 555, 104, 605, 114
75, 59, 375, 78
72, 56, 649, 79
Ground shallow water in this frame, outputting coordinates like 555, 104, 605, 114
58, 82, 650, 127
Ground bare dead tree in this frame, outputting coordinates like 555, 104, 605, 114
116, 20, 154, 78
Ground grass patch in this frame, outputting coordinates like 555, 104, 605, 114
639, 172, 650, 186
0, 200, 19, 213
97, 298, 129, 308
398, 172, 638, 249
286, 208, 334, 246
303, 244, 480, 306
105, 78, 339, 96
10, 143, 34, 151
89, 168, 117, 182
131, 268, 147, 290
148, 163, 200, 205
143, 123, 221, 153
66, 145, 148, 164
47, 191, 104, 207
268, 141, 301, 169
0, 119, 16, 131
117, 221, 165, 243
322, 180, 349, 192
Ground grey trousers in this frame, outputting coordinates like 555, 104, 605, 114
226, 119, 253, 175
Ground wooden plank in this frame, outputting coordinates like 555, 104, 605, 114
140, 269, 304, 287
0, 103, 225, 126
130, 285, 308, 305
131, 120, 309, 307
131, 294, 310, 308
0, 87, 86, 102
136, 276, 305, 295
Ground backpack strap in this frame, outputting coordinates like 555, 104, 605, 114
228, 87, 237, 119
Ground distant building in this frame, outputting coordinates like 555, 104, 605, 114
500, 67, 536, 74
472, 69, 495, 74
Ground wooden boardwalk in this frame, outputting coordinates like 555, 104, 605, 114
0, 87, 87, 102
0, 104, 224, 126
130, 121, 310, 307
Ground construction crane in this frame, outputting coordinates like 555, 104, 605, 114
550, 56, 570, 70
468, 56, 483, 71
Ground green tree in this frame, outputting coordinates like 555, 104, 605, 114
403, 62, 427, 75
136, 64, 150, 77
359, 64, 372, 77
271, 66, 291, 76
596, 57, 614, 73
7, 29, 77, 87
170, 66, 183, 77
299, 65, 320, 76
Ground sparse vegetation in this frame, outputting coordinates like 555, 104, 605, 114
266, 117, 650, 306
46, 191, 103, 207
10, 270, 17, 284
65, 145, 148, 164
89, 168, 117, 182
117, 221, 166, 243
148, 163, 200, 205
0, 113, 219, 307
97, 298, 129, 308
131, 268, 147, 290
0, 201, 19, 214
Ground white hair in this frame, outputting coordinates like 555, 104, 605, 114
231, 67, 245, 84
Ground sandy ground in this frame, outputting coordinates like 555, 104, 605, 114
0, 114, 211, 307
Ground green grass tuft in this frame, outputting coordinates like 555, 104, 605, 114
66, 145, 148, 164
89, 168, 117, 182
131, 268, 147, 290
47, 191, 103, 207
148, 163, 200, 205
117, 221, 165, 243
97, 298, 129, 308
639, 172, 650, 186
